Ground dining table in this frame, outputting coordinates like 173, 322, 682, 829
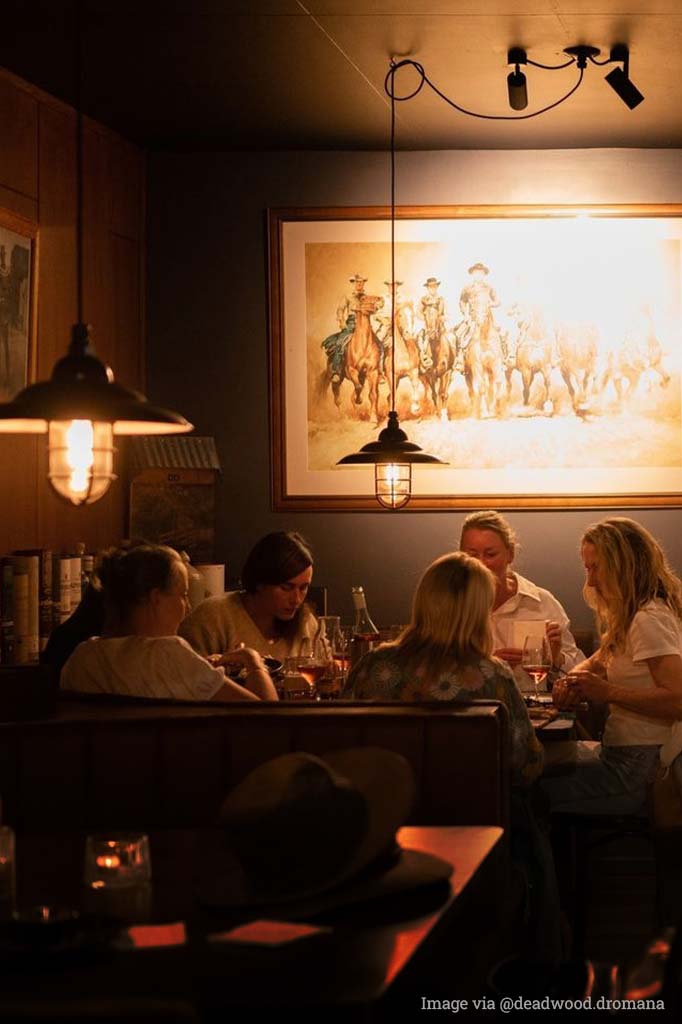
1, 825, 508, 1022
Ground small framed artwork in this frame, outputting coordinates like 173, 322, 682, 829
0, 207, 37, 403
269, 204, 682, 510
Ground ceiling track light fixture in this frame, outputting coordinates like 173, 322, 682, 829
0, 0, 193, 506
386, 42, 643, 125
337, 59, 446, 510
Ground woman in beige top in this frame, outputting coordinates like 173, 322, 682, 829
179, 531, 318, 661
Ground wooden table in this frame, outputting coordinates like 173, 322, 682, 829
3, 826, 506, 1021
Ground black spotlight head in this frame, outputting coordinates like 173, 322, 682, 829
605, 65, 644, 109
507, 69, 528, 110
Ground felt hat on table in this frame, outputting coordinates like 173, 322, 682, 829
197, 747, 452, 916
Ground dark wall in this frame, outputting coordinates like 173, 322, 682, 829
146, 148, 682, 629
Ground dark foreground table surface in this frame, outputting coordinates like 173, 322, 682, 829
2, 826, 505, 1021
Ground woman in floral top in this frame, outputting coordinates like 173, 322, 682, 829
347, 551, 543, 788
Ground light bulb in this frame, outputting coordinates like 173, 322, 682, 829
48, 419, 115, 505
375, 462, 411, 509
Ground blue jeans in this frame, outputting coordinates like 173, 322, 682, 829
538, 742, 659, 816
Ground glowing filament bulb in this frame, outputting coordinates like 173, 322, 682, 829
66, 419, 94, 493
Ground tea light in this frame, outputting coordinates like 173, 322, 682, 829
84, 834, 151, 890
96, 854, 122, 871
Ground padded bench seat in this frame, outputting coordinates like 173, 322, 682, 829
0, 699, 510, 833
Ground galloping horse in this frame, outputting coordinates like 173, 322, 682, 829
599, 308, 671, 405
344, 294, 384, 422
555, 322, 599, 415
420, 321, 454, 419
384, 302, 423, 418
463, 313, 506, 419
505, 304, 554, 412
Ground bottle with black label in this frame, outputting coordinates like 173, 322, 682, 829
349, 586, 380, 669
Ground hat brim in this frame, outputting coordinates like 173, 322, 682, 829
196, 841, 453, 919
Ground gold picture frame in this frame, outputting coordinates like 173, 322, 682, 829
269, 204, 682, 510
0, 206, 37, 403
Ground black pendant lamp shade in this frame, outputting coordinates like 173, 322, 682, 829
338, 411, 444, 510
337, 411, 442, 467
0, 324, 192, 505
0, 324, 192, 436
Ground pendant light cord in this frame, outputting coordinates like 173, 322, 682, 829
390, 61, 396, 414
75, 0, 84, 327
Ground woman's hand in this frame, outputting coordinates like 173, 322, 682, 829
566, 670, 612, 705
552, 676, 582, 710
545, 620, 563, 668
494, 647, 523, 667
207, 646, 264, 674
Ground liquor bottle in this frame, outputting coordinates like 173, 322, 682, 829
349, 586, 380, 668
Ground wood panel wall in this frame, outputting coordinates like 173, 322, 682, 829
0, 66, 145, 555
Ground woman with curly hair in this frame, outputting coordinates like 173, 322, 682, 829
542, 517, 682, 815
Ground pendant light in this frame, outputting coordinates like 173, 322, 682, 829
337, 60, 445, 509
0, 1, 192, 506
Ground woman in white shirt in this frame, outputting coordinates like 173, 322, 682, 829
460, 510, 584, 685
62, 545, 277, 703
541, 517, 682, 815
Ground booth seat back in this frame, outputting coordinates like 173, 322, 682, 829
0, 701, 510, 833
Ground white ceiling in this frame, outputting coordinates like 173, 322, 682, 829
1, 1, 680, 150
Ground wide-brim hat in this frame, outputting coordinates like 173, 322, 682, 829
196, 748, 452, 916
383, 281, 403, 287
468, 262, 489, 274
349, 273, 368, 283
423, 277, 441, 287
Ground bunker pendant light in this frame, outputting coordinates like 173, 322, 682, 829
337, 62, 445, 510
0, 2, 192, 506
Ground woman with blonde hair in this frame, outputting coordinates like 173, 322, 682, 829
541, 517, 682, 814
348, 551, 542, 787
460, 510, 583, 687
348, 551, 561, 963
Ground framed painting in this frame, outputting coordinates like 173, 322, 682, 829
0, 207, 36, 403
268, 204, 682, 510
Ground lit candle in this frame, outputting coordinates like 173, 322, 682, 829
96, 854, 122, 870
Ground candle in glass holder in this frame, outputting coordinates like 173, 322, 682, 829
84, 835, 151, 889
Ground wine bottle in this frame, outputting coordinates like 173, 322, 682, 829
349, 586, 380, 668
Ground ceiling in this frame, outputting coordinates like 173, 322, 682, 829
1, 1, 680, 151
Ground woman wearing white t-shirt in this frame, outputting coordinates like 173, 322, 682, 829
541, 517, 682, 815
61, 545, 277, 703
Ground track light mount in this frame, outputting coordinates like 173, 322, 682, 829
563, 45, 601, 69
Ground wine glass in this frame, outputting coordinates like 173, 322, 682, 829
521, 635, 551, 701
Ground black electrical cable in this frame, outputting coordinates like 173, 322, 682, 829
385, 57, 585, 122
